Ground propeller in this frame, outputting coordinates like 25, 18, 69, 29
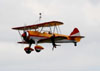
21, 24, 28, 41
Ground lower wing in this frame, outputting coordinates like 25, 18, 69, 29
18, 36, 72, 44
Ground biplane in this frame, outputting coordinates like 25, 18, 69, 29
12, 21, 84, 54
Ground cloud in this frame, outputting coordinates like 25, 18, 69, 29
89, 0, 100, 5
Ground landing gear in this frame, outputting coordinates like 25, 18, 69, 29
24, 47, 34, 54
74, 42, 77, 46
34, 45, 44, 52
24, 43, 34, 54
35, 49, 41, 52
24, 45, 44, 54
24, 39, 44, 54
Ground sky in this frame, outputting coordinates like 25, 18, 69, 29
0, 0, 100, 71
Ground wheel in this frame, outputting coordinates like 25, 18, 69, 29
25, 50, 32, 54
24, 47, 34, 54
35, 48, 41, 52
74, 42, 77, 46
34, 45, 44, 53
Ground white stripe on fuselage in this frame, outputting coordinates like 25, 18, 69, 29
71, 32, 80, 36
55, 39, 74, 43
30, 36, 47, 42
29, 36, 74, 43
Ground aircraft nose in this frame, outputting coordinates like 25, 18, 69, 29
22, 33, 26, 37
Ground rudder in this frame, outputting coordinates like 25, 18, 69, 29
70, 28, 81, 42
70, 28, 80, 36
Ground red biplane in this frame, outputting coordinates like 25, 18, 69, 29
12, 20, 84, 54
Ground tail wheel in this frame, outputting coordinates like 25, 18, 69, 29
34, 45, 44, 52
74, 42, 77, 46
24, 47, 34, 54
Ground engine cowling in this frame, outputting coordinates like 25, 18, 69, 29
22, 31, 29, 41
24, 47, 34, 54
34, 45, 44, 52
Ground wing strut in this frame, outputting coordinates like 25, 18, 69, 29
18, 30, 23, 41
58, 26, 62, 34
53, 24, 60, 34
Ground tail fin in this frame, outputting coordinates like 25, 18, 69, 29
70, 28, 80, 36
70, 28, 84, 42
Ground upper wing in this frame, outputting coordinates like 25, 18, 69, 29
12, 21, 63, 30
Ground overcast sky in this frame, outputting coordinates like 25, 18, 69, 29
0, 0, 100, 71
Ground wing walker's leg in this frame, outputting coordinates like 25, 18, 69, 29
51, 34, 61, 51
50, 34, 57, 51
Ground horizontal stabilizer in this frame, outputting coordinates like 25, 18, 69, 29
70, 28, 84, 42
18, 41, 28, 44
70, 36, 85, 38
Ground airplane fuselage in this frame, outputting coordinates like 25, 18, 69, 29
22, 31, 79, 44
